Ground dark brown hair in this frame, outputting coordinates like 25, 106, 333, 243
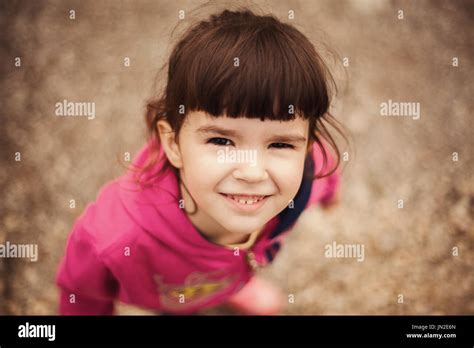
135, 8, 347, 187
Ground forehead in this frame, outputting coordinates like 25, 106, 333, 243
183, 111, 309, 135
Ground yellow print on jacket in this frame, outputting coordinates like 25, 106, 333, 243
154, 269, 238, 311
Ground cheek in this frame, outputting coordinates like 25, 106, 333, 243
181, 146, 224, 191
270, 157, 306, 196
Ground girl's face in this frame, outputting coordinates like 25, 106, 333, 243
159, 111, 310, 244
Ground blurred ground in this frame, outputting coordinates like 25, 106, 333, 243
0, 0, 473, 315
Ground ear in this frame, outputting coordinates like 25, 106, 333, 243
156, 120, 184, 169
306, 138, 314, 154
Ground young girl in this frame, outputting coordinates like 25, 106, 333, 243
56, 8, 345, 315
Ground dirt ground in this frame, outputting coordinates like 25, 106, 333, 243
0, 0, 472, 315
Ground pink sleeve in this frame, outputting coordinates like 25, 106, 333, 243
306, 142, 341, 208
56, 218, 118, 315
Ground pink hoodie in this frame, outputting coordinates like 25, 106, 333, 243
56, 141, 340, 315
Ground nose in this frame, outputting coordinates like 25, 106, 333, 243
232, 161, 269, 182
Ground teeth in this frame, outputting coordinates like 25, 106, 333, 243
229, 195, 265, 205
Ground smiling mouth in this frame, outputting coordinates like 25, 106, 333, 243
219, 193, 269, 205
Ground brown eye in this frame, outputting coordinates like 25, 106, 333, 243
207, 137, 233, 146
270, 143, 294, 149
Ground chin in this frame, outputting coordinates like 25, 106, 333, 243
218, 219, 265, 235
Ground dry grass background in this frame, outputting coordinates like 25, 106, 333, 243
0, 0, 472, 315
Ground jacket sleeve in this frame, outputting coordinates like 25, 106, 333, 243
56, 218, 118, 315
306, 141, 341, 208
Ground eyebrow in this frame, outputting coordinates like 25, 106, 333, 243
196, 125, 307, 144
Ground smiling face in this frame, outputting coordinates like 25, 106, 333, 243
158, 111, 311, 245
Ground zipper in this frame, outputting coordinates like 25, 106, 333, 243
245, 250, 260, 271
